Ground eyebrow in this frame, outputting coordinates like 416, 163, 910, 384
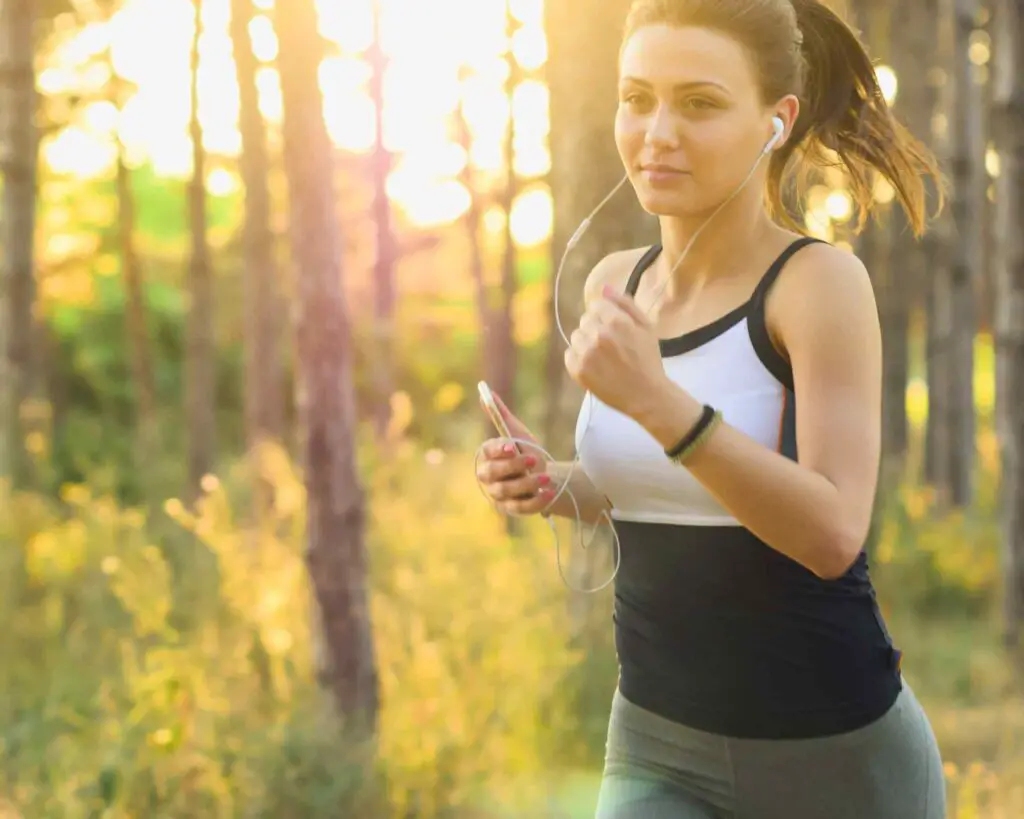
619, 77, 729, 93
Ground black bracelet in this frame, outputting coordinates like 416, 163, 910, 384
665, 404, 717, 459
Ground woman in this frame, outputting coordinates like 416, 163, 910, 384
476, 0, 945, 816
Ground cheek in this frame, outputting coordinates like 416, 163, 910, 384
689, 118, 760, 176
614, 110, 644, 160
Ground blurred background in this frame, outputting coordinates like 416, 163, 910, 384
0, 0, 1022, 816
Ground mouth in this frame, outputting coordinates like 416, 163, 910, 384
640, 163, 686, 173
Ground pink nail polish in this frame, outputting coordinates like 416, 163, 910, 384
525, 456, 537, 468
503, 444, 516, 454
538, 474, 551, 486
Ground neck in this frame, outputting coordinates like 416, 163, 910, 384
656, 186, 775, 300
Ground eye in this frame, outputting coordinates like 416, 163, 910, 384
621, 92, 647, 107
681, 97, 717, 110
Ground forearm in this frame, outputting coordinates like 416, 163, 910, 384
633, 381, 866, 579
545, 461, 612, 525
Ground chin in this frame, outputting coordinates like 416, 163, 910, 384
633, 186, 703, 218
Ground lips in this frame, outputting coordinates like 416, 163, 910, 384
640, 163, 685, 174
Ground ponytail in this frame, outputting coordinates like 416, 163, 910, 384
769, 0, 943, 235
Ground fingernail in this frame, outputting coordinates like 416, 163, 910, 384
538, 474, 551, 486
525, 456, 537, 468
602, 284, 613, 296
503, 444, 516, 454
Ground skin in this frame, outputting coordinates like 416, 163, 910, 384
477, 25, 882, 579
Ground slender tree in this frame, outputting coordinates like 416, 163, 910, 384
542, 0, 655, 452
991, 0, 1024, 653
0, 0, 39, 490
185, 0, 216, 500
231, 0, 285, 455
367, 1, 398, 438
274, 0, 379, 731
946, 0, 984, 506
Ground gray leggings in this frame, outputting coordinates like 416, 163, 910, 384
595, 685, 945, 819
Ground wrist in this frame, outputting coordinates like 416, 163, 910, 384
632, 377, 705, 450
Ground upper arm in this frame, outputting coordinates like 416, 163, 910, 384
768, 244, 882, 542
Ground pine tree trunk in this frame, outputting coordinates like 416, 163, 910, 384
925, 3, 958, 497
991, 0, 1024, 653
231, 0, 284, 454
367, 1, 396, 439
0, 0, 38, 490
947, 0, 983, 507
275, 0, 380, 732
117, 146, 160, 498
494, 6, 520, 416
186, 0, 217, 499
542, 0, 655, 453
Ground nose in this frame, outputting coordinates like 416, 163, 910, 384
644, 104, 678, 149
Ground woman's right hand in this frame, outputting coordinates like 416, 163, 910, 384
476, 391, 556, 516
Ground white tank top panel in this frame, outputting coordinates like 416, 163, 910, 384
574, 238, 820, 527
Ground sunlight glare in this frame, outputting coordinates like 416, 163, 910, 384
151, 132, 194, 179
511, 80, 549, 138
510, 187, 553, 247
44, 127, 117, 177
249, 15, 278, 63
49, 0, 553, 231
397, 180, 472, 227
512, 26, 547, 70
84, 101, 119, 135
315, 0, 348, 45
824, 189, 853, 223
875, 65, 897, 105
207, 168, 240, 196
510, 0, 544, 25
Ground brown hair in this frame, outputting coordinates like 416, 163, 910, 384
622, 0, 943, 235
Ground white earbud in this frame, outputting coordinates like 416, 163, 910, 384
763, 116, 785, 155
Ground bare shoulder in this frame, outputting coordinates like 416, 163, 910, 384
767, 240, 880, 354
582, 246, 652, 307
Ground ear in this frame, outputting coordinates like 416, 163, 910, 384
772, 95, 801, 148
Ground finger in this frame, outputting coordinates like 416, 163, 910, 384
477, 452, 541, 482
501, 487, 557, 516
490, 391, 537, 441
601, 284, 650, 325
488, 472, 549, 501
483, 438, 521, 459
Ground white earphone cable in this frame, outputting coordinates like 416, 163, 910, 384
474, 118, 785, 594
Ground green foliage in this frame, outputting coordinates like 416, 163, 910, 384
0, 431, 580, 818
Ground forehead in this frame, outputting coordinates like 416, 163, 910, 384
619, 24, 756, 92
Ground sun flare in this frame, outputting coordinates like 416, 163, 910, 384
42, 0, 553, 244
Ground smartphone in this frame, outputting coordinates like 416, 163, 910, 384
477, 380, 519, 451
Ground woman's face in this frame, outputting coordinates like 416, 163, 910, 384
615, 24, 782, 217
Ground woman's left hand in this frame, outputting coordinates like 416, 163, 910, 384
564, 285, 669, 418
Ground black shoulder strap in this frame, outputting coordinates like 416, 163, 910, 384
750, 236, 826, 305
747, 236, 828, 392
624, 245, 663, 296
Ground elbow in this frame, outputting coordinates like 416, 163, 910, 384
810, 528, 867, 581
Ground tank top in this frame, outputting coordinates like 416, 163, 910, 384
575, 237, 902, 740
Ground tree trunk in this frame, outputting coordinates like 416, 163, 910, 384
275, 0, 380, 732
367, 1, 397, 439
117, 144, 160, 498
231, 0, 284, 452
925, 3, 958, 496
542, 0, 655, 453
544, 0, 655, 626
495, 5, 520, 415
946, 0, 983, 507
185, 0, 217, 500
991, 0, 1024, 654
0, 0, 38, 490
